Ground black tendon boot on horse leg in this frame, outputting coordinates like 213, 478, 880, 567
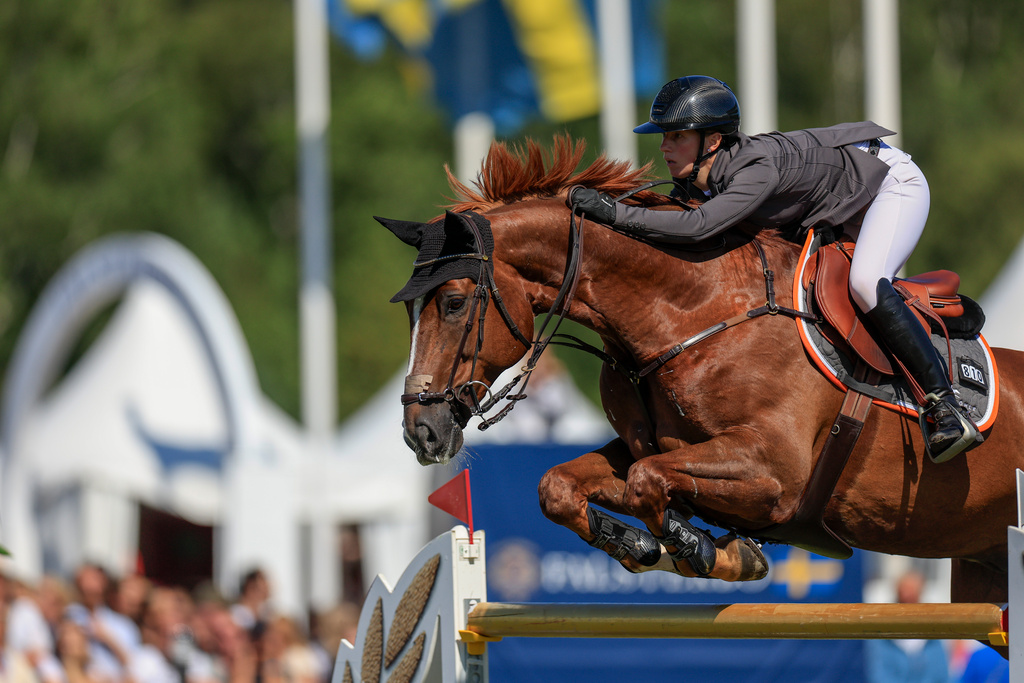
588, 507, 768, 579
866, 279, 980, 463
586, 507, 662, 568
658, 509, 719, 576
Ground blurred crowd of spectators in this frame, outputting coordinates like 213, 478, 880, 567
0, 564, 359, 683
866, 571, 1009, 683
2, 561, 1009, 682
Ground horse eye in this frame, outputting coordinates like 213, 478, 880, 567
446, 297, 466, 314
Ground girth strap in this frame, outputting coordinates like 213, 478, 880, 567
754, 367, 877, 559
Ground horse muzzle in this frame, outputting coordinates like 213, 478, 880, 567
403, 401, 466, 465
401, 374, 475, 464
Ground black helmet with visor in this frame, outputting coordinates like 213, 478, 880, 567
635, 76, 741, 181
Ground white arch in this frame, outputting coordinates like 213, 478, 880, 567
0, 233, 300, 611
1, 233, 262, 456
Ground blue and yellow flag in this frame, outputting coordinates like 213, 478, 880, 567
327, 0, 664, 133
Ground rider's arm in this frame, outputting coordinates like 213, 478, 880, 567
613, 159, 779, 244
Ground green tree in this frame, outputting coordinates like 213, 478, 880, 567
0, 0, 453, 420
2, 0, 1024, 421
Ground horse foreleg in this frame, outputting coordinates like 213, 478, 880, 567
624, 443, 777, 582
537, 439, 674, 574
538, 439, 768, 580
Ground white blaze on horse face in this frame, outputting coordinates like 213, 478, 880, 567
407, 295, 425, 374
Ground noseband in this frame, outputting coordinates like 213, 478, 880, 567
400, 208, 589, 430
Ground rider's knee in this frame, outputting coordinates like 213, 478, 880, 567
848, 266, 883, 312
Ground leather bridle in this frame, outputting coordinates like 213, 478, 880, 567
400, 209, 587, 430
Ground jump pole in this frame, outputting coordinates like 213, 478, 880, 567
466, 601, 1004, 641
330, 470, 1024, 683
330, 524, 1014, 683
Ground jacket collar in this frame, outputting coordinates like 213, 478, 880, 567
672, 132, 751, 200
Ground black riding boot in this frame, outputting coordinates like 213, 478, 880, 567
865, 279, 979, 462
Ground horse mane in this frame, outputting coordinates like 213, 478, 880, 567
444, 135, 677, 212
443, 134, 799, 262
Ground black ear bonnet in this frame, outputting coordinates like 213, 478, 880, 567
375, 211, 494, 303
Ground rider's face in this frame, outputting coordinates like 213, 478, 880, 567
660, 130, 700, 178
659, 129, 724, 188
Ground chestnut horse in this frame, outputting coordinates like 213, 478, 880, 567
380, 137, 1024, 604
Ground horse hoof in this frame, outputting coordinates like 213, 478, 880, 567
716, 534, 769, 581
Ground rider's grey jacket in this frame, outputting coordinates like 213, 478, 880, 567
614, 121, 896, 244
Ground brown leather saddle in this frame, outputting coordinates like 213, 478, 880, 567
802, 242, 963, 378
762, 242, 969, 559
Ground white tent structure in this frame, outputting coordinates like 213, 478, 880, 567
0, 234, 432, 615
978, 236, 1024, 351
0, 232, 610, 614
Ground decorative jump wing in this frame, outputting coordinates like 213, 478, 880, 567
332, 526, 487, 683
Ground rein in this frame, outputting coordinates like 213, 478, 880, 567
635, 239, 818, 380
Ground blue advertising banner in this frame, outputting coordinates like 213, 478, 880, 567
455, 443, 865, 682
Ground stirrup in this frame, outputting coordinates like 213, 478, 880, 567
919, 392, 979, 464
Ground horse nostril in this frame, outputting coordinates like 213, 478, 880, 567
414, 420, 436, 445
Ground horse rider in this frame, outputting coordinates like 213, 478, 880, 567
571, 75, 979, 462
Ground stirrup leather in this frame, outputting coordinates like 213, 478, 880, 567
919, 392, 980, 464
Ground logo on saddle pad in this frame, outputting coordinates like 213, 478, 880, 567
958, 357, 988, 393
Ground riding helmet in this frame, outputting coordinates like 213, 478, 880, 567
634, 75, 741, 135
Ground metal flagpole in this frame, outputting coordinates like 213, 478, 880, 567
454, 113, 495, 185
737, 0, 777, 135
597, 0, 637, 167
295, 0, 339, 611
863, 0, 902, 147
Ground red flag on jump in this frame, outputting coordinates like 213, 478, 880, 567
428, 469, 474, 542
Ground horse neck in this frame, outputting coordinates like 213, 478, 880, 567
490, 203, 796, 361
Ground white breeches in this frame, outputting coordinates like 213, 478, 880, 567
846, 141, 931, 312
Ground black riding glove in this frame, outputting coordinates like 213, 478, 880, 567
570, 188, 618, 225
